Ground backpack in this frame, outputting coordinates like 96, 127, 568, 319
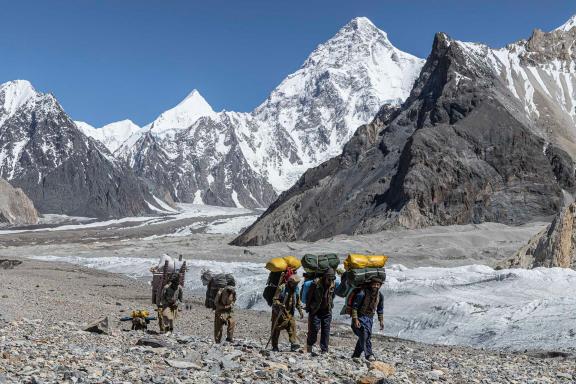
263, 271, 284, 306
205, 273, 235, 309
334, 271, 351, 298
301, 254, 340, 273
262, 269, 296, 306
218, 286, 237, 307
300, 279, 315, 311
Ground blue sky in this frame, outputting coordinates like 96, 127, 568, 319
1, 0, 575, 127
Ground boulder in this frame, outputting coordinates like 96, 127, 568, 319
369, 361, 396, 377
503, 202, 576, 269
84, 317, 112, 335
136, 337, 168, 348
165, 359, 202, 370
0, 179, 38, 226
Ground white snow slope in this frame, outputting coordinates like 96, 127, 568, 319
450, 16, 576, 159
27, 255, 576, 352
76, 119, 141, 154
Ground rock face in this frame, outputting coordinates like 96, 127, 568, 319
0, 178, 38, 226
0, 80, 159, 218
233, 18, 576, 245
110, 17, 424, 208
503, 203, 576, 269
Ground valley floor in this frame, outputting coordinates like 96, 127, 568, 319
1, 259, 575, 384
1, 206, 575, 382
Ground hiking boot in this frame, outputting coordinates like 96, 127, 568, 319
272, 347, 280, 352
225, 338, 233, 343
366, 355, 376, 362
290, 344, 300, 352
306, 345, 314, 354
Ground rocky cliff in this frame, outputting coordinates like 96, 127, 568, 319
0, 178, 38, 226
233, 18, 576, 245
503, 202, 576, 269
0, 80, 160, 218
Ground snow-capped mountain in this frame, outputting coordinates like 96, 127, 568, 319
112, 17, 424, 208
234, 16, 576, 245
0, 80, 159, 218
76, 119, 141, 153
146, 89, 216, 136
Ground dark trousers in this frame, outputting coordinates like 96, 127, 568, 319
351, 315, 373, 358
306, 311, 332, 352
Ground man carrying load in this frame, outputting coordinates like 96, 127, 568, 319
305, 267, 337, 354
160, 274, 183, 333
214, 285, 236, 343
351, 277, 384, 361
270, 274, 304, 352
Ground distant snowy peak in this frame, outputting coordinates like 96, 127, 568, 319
554, 14, 576, 32
75, 119, 141, 153
102, 17, 426, 207
147, 89, 215, 135
249, 16, 425, 189
0, 80, 37, 126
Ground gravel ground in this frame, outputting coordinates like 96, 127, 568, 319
1, 258, 575, 383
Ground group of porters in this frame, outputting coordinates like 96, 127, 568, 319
146, 253, 388, 360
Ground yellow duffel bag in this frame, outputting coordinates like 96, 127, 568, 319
266, 257, 288, 272
344, 254, 388, 270
283, 255, 301, 271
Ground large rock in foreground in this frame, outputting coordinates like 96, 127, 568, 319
503, 203, 576, 269
0, 178, 38, 226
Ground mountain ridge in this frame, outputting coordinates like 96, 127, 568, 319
233, 16, 576, 245
0, 80, 162, 218
96, 17, 424, 208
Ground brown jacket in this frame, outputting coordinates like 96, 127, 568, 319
215, 286, 236, 313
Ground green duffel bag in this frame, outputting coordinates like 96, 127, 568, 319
348, 268, 386, 287
301, 253, 340, 273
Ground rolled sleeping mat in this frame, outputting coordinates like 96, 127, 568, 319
266, 257, 288, 272
343, 254, 388, 271
301, 253, 340, 273
347, 267, 386, 287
